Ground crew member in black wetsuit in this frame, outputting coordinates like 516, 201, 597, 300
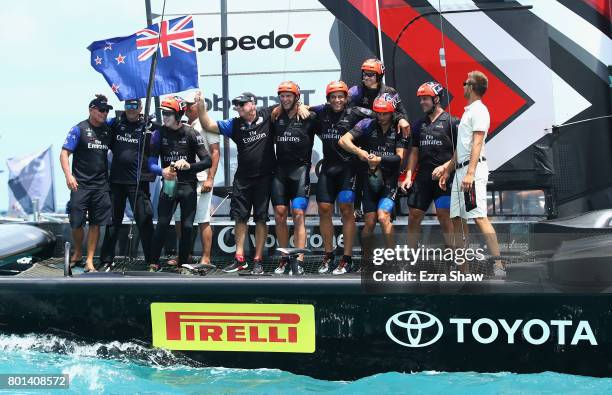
60, 94, 113, 272
340, 94, 409, 268
401, 82, 458, 249
348, 58, 411, 220
196, 91, 310, 274
147, 96, 212, 271
270, 81, 317, 276
308, 81, 359, 274
100, 98, 156, 267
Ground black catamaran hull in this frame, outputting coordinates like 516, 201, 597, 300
0, 276, 609, 380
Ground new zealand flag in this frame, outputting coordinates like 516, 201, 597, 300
87, 15, 199, 100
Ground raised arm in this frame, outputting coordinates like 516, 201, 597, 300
195, 92, 220, 134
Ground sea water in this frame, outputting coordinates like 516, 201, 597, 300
0, 334, 611, 394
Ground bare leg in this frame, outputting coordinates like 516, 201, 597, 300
274, 205, 289, 249
436, 208, 454, 248
85, 225, 100, 270
473, 216, 502, 270
254, 221, 268, 260
339, 203, 355, 256
318, 203, 334, 253
361, 213, 377, 263
199, 222, 212, 264
71, 227, 84, 263
377, 210, 394, 249
234, 221, 248, 257
292, 208, 306, 261
407, 208, 425, 249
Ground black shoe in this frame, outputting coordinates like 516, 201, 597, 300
251, 261, 264, 275
274, 257, 290, 274
222, 259, 248, 273
290, 260, 304, 276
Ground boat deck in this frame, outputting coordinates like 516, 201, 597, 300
2, 252, 567, 295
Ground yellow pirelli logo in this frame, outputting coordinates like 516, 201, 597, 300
151, 303, 316, 353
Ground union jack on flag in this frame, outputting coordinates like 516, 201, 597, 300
87, 15, 199, 100
136, 15, 195, 61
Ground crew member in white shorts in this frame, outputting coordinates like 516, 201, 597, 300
436, 70, 504, 276
172, 91, 220, 266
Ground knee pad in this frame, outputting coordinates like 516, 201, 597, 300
291, 197, 309, 211
337, 190, 355, 204
378, 198, 395, 213
434, 195, 451, 209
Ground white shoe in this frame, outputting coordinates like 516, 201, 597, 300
274, 258, 289, 274
493, 265, 506, 278
332, 260, 348, 275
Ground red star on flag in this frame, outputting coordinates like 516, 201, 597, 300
111, 83, 120, 93
94, 56, 102, 65
115, 54, 126, 64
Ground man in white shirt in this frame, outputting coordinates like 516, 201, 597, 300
437, 71, 503, 276
172, 91, 220, 267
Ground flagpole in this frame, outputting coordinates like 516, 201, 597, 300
145, 0, 162, 122
221, 0, 231, 187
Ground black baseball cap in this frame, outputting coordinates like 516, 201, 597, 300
231, 92, 256, 106
89, 97, 113, 111
124, 99, 141, 106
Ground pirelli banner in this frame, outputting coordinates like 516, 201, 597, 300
151, 303, 316, 353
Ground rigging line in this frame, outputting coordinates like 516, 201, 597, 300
437, 0, 467, 246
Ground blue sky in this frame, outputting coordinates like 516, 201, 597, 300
0, 1, 162, 212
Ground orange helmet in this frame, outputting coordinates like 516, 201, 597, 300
417, 81, 444, 98
361, 58, 385, 75
325, 80, 349, 97
277, 81, 301, 98
372, 94, 396, 113
159, 96, 186, 113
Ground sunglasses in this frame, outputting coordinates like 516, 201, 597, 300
162, 110, 175, 117
233, 101, 249, 108
96, 107, 110, 113
362, 72, 377, 78
463, 81, 473, 86
125, 103, 139, 110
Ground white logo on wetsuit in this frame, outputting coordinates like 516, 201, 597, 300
87, 140, 108, 150
242, 131, 267, 144
321, 128, 340, 140
277, 134, 300, 143
421, 134, 443, 147
370, 148, 394, 157
116, 134, 139, 144
163, 153, 188, 163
